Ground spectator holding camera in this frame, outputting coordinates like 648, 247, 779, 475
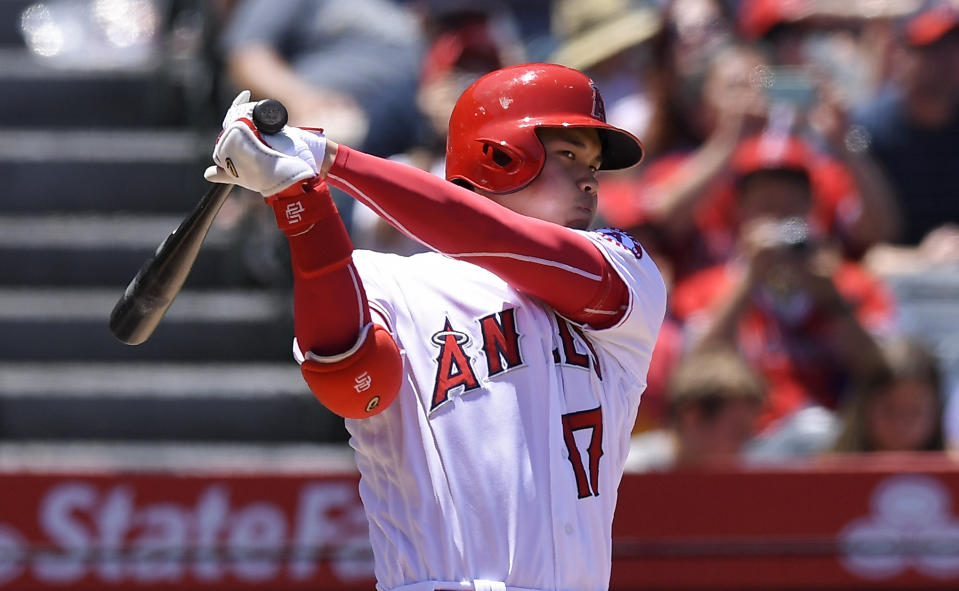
599, 37, 893, 291
671, 132, 897, 429
735, 0, 911, 260
598, 40, 768, 284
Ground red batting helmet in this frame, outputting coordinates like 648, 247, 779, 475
445, 63, 645, 194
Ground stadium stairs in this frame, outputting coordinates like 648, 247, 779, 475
0, 0, 349, 451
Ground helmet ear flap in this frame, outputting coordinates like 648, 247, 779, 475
478, 140, 522, 173
460, 135, 543, 193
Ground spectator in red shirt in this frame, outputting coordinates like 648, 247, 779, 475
671, 132, 897, 429
600, 27, 899, 285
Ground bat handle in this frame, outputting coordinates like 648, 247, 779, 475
108, 97, 289, 346
252, 99, 288, 134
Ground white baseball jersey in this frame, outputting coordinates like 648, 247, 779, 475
313, 228, 665, 591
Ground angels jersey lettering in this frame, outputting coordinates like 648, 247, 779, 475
328, 229, 666, 591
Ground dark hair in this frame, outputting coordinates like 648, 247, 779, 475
667, 347, 766, 422
833, 336, 945, 452
736, 168, 813, 197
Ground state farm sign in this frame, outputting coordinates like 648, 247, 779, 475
840, 475, 959, 580
0, 475, 374, 589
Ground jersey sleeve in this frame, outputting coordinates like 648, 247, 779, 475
350, 250, 400, 335
574, 228, 667, 365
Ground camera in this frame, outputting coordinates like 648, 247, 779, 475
773, 217, 814, 254
762, 66, 817, 109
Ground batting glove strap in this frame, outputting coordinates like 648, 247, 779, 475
266, 176, 332, 236
267, 180, 354, 277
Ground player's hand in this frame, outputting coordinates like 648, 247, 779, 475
204, 90, 329, 197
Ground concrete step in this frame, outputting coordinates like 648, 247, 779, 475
0, 214, 262, 287
0, 441, 358, 474
0, 49, 193, 127
0, 128, 215, 213
0, 362, 348, 443
0, 288, 294, 361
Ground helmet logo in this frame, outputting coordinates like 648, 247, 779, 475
589, 82, 607, 122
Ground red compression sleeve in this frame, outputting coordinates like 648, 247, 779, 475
327, 146, 628, 327
267, 180, 371, 356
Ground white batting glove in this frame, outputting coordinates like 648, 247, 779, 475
204, 90, 328, 197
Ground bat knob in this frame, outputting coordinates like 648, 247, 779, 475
252, 99, 288, 135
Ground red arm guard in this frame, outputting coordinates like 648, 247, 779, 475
267, 180, 402, 419
266, 180, 370, 357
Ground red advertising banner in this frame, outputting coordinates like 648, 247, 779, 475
612, 453, 959, 590
0, 453, 957, 590
0, 473, 374, 590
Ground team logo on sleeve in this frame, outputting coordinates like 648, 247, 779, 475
593, 228, 643, 259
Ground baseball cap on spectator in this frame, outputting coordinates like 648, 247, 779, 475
738, 0, 809, 40
732, 132, 815, 182
905, 1, 959, 45
420, 16, 504, 83
549, 0, 662, 70
739, 0, 921, 40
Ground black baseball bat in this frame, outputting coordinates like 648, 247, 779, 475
109, 99, 288, 345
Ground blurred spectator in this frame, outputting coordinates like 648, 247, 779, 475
600, 42, 893, 292
671, 132, 897, 430
599, 40, 768, 283
832, 336, 946, 452
212, 0, 426, 284
219, 0, 424, 157
599, 2, 903, 286
735, 0, 909, 257
548, 0, 664, 139
736, 0, 912, 107
856, 0, 959, 273
626, 346, 766, 471
350, 5, 517, 254
587, 12, 746, 432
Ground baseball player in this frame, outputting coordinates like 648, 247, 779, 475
206, 63, 666, 591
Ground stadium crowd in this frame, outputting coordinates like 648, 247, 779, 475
212, 0, 959, 468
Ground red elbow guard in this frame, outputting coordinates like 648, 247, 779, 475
300, 324, 403, 419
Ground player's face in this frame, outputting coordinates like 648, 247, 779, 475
487, 127, 603, 229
